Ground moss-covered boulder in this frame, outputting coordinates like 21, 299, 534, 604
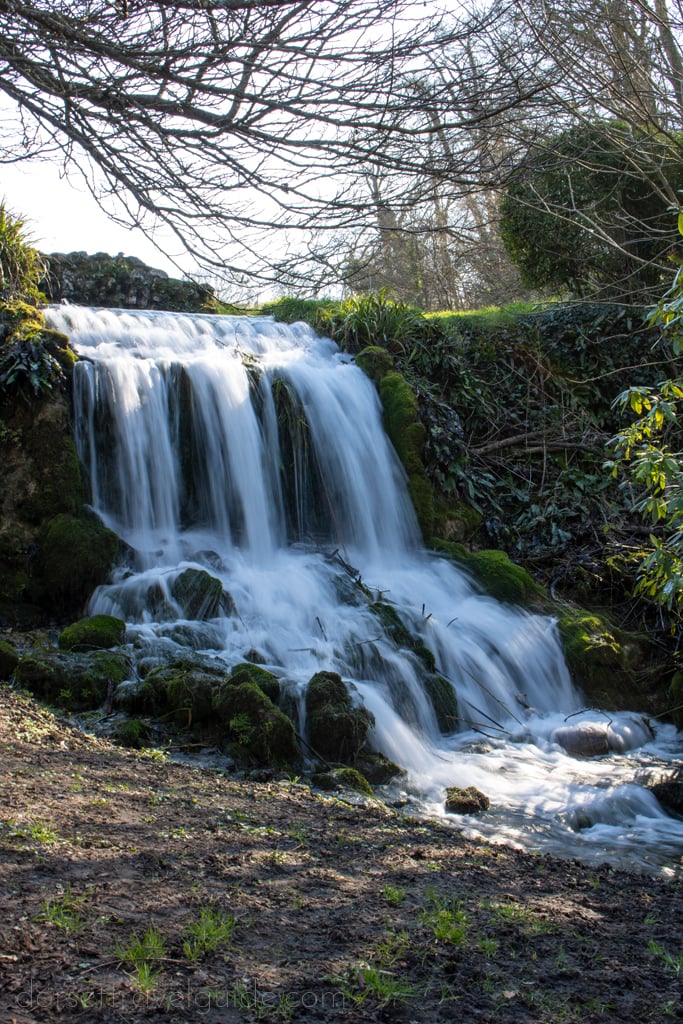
0, 639, 19, 679
112, 717, 151, 750
433, 498, 483, 545
134, 658, 230, 726
379, 370, 433, 540
354, 751, 404, 785
312, 766, 373, 797
58, 614, 126, 652
38, 512, 119, 614
170, 568, 232, 620
445, 786, 490, 815
370, 601, 436, 671
16, 647, 128, 710
228, 663, 280, 704
305, 670, 373, 763
557, 609, 642, 708
213, 681, 298, 765
355, 345, 394, 383
465, 549, 546, 605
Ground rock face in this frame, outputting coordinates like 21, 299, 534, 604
40, 252, 217, 313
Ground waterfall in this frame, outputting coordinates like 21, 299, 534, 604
46, 305, 683, 874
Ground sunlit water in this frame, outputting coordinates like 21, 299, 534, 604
47, 305, 683, 875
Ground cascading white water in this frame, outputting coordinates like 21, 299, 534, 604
47, 305, 683, 874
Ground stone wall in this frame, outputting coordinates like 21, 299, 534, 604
40, 251, 217, 312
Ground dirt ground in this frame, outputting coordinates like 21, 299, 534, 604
0, 684, 681, 1024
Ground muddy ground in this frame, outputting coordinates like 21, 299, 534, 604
0, 685, 681, 1024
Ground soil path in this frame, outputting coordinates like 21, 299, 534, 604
1, 686, 681, 1024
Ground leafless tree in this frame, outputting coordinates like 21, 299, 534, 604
0, 0, 524, 289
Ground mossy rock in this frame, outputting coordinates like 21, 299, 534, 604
16, 648, 128, 710
557, 609, 641, 708
353, 752, 404, 785
213, 681, 298, 766
424, 674, 459, 734
305, 670, 374, 763
170, 568, 232, 620
228, 663, 280, 704
370, 601, 436, 672
445, 786, 490, 815
0, 639, 19, 679
139, 658, 230, 726
58, 614, 126, 652
19, 401, 87, 525
433, 498, 483, 544
37, 512, 119, 614
312, 766, 373, 797
355, 346, 394, 383
464, 549, 546, 605
112, 717, 150, 750
669, 672, 683, 729
378, 370, 433, 541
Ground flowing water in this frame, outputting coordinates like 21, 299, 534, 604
46, 305, 683, 875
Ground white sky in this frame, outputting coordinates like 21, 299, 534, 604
2, 158, 194, 278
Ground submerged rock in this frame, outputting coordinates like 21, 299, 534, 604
649, 778, 683, 817
170, 568, 234, 620
445, 786, 490, 815
552, 717, 654, 757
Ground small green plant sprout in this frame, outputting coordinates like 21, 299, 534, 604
420, 891, 469, 946
336, 961, 415, 1008
381, 884, 406, 906
9, 819, 60, 845
115, 925, 167, 992
39, 885, 88, 933
648, 940, 683, 975
477, 935, 499, 958
182, 906, 236, 960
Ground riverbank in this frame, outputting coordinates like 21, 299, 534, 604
1, 685, 680, 1024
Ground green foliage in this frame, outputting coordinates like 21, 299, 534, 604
325, 291, 432, 354
607, 260, 683, 615
0, 203, 44, 303
500, 121, 683, 299
0, 303, 68, 400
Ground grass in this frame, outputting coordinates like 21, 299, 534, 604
182, 906, 236, 960
39, 885, 89, 933
648, 940, 683, 975
8, 819, 60, 845
420, 891, 469, 946
115, 925, 167, 992
381, 883, 406, 906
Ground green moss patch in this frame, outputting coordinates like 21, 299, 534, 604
58, 614, 126, 652
213, 681, 298, 766
557, 609, 641, 708
38, 513, 119, 614
305, 670, 373, 764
